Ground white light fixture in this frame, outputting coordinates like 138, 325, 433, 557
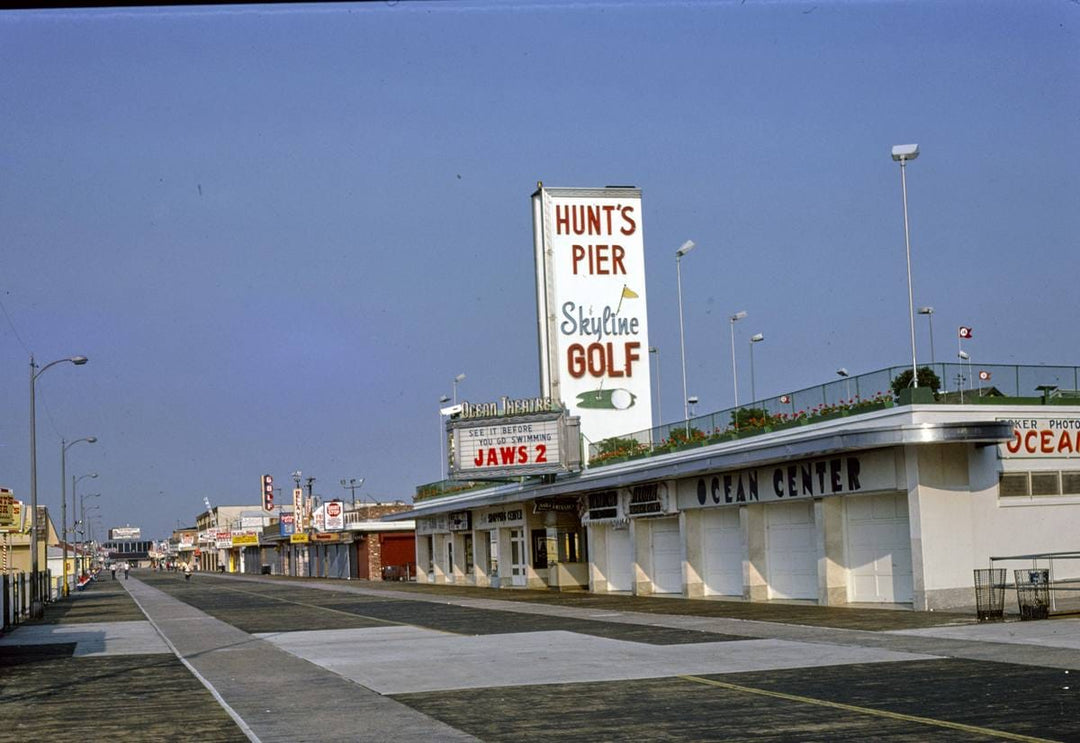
749, 333, 765, 402
729, 311, 747, 412
892, 142, 920, 387
918, 306, 936, 366
675, 240, 697, 424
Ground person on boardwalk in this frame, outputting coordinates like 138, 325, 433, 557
184, 563, 192, 581
123, 562, 130, 580
110, 563, 117, 580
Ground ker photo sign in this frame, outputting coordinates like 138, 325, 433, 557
532, 185, 653, 448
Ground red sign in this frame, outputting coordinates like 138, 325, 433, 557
959, 326, 973, 339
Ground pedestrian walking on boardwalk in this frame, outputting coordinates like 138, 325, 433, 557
123, 562, 130, 580
110, 564, 116, 580
184, 563, 192, 581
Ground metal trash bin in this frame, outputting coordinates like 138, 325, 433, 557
973, 568, 1006, 622
1015, 569, 1050, 620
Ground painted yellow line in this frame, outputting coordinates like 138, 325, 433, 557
679, 675, 1060, 743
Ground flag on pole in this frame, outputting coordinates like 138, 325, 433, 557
979, 370, 991, 381
621, 286, 639, 299
959, 326, 973, 339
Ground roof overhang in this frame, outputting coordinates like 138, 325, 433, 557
389, 408, 1017, 520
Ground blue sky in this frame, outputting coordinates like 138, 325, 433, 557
1, 0, 1077, 540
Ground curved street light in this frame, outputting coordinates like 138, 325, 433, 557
675, 240, 696, 423
29, 354, 88, 617
749, 333, 765, 403
78, 491, 101, 577
892, 143, 920, 387
729, 311, 747, 413
61, 436, 97, 595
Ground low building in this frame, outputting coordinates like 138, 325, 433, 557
394, 369, 1080, 611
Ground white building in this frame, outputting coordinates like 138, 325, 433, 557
395, 397, 1080, 611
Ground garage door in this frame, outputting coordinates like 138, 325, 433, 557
605, 526, 633, 592
766, 501, 817, 600
703, 509, 743, 596
650, 518, 683, 594
846, 493, 913, 603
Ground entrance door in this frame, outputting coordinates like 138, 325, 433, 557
446, 539, 455, 584
703, 508, 743, 596
509, 528, 527, 586
846, 493, 913, 603
650, 518, 683, 594
605, 527, 633, 592
766, 501, 817, 600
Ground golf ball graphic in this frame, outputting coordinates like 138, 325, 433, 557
610, 389, 634, 410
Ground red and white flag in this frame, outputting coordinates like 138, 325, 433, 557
959, 326, 973, 339
979, 370, 991, 381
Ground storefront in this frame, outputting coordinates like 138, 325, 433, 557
397, 403, 1080, 611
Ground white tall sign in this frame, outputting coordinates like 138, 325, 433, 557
532, 186, 652, 448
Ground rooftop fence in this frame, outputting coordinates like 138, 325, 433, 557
416, 363, 1080, 500
587, 363, 1080, 466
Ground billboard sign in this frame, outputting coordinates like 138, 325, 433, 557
110, 526, 142, 540
262, 474, 275, 511
231, 531, 259, 546
324, 501, 345, 531
532, 186, 652, 449
0, 488, 13, 528
448, 405, 581, 480
280, 512, 296, 536
292, 488, 305, 531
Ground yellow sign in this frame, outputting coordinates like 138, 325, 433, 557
290, 533, 309, 544
0, 490, 13, 527
231, 533, 259, 546
1, 502, 23, 534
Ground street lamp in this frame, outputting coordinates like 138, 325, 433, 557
687, 395, 699, 418
29, 354, 88, 617
61, 436, 97, 595
340, 477, 365, 506
76, 481, 99, 577
891, 143, 920, 387
648, 347, 662, 426
438, 395, 451, 479
918, 306, 935, 366
729, 311, 747, 411
452, 373, 466, 404
748, 333, 764, 403
958, 350, 971, 403
675, 240, 696, 422
837, 368, 852, 400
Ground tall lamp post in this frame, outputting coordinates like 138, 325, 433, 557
80, 501, 100, 573
687, 395, 699, 418
748, 333, 764, 403
729, 311, 747, 411
892, 143, 920, 387
75, 479, 98, 577
61, 436, 97, 595
648, 347, 662, 426
438, 395, 452, 479
918, 306, 935, 367
837, 368, 852, 401
675, 240, 696, 422
340, 477, 365, 506
452, 373, 466, 404
29, 354, 88, 618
